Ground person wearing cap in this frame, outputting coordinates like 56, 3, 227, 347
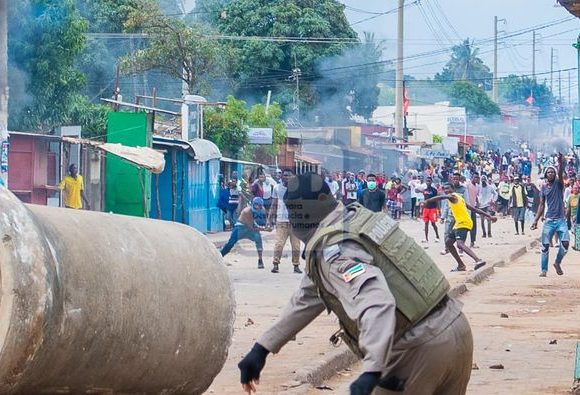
220, 197, 269, 269
237, 173, 474, 395
509, 176, 527, 235
531, 153, 569, 277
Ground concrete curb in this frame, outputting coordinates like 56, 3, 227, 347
293, 347, 359, 387
294, 238, 540, 387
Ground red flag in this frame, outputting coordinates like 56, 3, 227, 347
403, 88, 410, 115
526, 90, 535, 105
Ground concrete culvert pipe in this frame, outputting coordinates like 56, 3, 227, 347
0, 188, 235, 394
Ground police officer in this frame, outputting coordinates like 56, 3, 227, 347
238, 173, 474, 394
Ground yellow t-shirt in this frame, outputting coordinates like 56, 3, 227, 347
449, 193, 473, 230
511, 185, 525, 208
59, 175, 84, 209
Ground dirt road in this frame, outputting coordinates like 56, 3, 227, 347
206, 216, 558, 394
320, 247, 580, 394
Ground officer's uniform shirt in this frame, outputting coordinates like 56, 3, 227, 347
258, 203, 463, 374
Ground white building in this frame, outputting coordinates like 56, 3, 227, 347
371, 102, 466, 143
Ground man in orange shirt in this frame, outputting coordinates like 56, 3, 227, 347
59, 164, 90, 210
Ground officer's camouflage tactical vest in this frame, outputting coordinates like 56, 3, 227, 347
305, 203, 450, 358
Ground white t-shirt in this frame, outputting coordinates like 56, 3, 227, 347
415, 182, 427, 201
272, 184, 290, 223
263, 177, 277, 200
328, 180, 340, 198
408, 180, 422, 199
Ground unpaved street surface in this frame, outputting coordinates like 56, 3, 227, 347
321, 248, 580, 394
206, 217, 541, 394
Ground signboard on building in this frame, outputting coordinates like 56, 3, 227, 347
419, 148, 450, 159
447, 115, 466, 135
248, 128, 273, 145
573, 118, 580, 147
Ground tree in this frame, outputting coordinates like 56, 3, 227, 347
8, 0, 90, 131
500, 74, 553, 117
197, 0, 358, 121
203, 96, 249, 157
203, 95, 287, 160
435, 39, 492, 90
244, 102, 287, 162
449, 81, 500, 117
121, 6, 233, 95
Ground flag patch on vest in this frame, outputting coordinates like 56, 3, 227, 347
342, 263, 365, 282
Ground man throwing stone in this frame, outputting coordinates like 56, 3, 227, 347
531, 153, 569, 277
238, 173, 474, 395
425, 183, 497, 272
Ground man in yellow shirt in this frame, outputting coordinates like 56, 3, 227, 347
59, 164, 90, 210
425, 183, 496, 272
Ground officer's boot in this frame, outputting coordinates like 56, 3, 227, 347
258, 259, 264, 269
271, 263, 279, 273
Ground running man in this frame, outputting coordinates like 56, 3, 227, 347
531, 153, 569, 277
425, 183, 497, 272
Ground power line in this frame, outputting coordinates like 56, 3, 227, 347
351, 0, 419, 26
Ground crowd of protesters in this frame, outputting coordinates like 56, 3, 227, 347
216, 147, 580, 276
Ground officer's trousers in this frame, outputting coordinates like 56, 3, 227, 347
374, 312, 473, 395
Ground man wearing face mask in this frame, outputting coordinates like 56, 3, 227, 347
358, 173, 386, 213
238, 173, 473, 395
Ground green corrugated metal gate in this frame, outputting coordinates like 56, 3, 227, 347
105, 112, 153, 217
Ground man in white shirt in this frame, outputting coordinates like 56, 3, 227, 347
478, 175, 497, 238
262, 174, 277, 223
408, 175, 423, 219
268, 169, 301, 274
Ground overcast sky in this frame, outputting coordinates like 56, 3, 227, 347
342, 0, 580, 98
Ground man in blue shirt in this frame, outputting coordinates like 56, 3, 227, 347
531, 153, 568, 277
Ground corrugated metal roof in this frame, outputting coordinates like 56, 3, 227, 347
153, 136, 221, 162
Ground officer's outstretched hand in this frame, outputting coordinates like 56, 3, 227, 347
350, 372, 381, 395
238, 343, 269, 394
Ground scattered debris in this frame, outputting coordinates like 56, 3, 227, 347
549, 339, 557, 345
472, 363, 479, 370
315, 385, 334, 391
489, 364, 505, 370
537, 300, 546, 304
244, 318, 254, 327
282, 380, 302, 389
500, 313, 509, 318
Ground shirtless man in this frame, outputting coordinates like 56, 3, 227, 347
221, 197, 270, 269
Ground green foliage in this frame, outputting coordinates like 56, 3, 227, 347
68, 96, 110, 140
203, 96, 250, 157
243, 102, 287, 161
435, 39, 492, 90
197, 0, 359, 120
9, 0, 89, 131
500, 74, 553, 116
449, 81, 500, 117
432, 134, 443, 144
121, 9, 233, 95
203, 96, 287, 160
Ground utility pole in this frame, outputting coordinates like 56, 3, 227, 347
550, 47, 554, 94
290, 60, 301, 124
395, 0, 405, 139
558, 69, 562, 104
568, 70, 571, 107
492, 16, 506, 103
0, 0, 8, 186
532, 30, 536, 80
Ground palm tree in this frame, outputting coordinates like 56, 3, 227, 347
436, 39, 493, 90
